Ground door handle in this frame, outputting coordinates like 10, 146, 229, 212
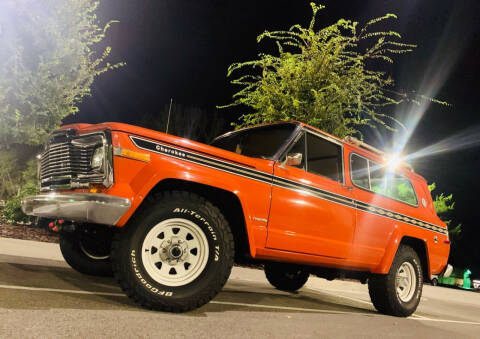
344, 185, 354, 192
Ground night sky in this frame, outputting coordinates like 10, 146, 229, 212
67, 0, 480, 274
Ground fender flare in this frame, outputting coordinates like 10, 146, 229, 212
373, 225, 431, 277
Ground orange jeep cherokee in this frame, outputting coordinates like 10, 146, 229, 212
22, 121, 450, 316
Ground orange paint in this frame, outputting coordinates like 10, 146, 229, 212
62, 121, 449, 277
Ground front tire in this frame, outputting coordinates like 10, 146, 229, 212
264, 262, 309, 292
59, 226, 114, 277
368, 245, 423, 317
111, 191, 234, 312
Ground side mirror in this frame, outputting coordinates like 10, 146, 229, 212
280, 153, 303, 168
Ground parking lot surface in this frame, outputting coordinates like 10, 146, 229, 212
1, 238, 479, 338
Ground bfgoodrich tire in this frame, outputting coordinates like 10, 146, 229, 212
264, 262, 309, 292
59, 226, 113, 277
368, 245, 423, 317
111, 191, 234, 312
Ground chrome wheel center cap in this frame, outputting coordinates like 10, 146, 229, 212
159, 236, 188, 265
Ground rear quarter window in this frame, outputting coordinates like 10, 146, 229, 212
350, 153, 418, 206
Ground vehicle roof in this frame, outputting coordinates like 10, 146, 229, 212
215, 120, 425, 182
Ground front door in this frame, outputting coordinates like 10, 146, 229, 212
266, 131, 355, 259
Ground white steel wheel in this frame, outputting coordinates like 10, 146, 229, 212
141, 218, 209, 287
368, 245, 423, 317
396, 262, 417, 303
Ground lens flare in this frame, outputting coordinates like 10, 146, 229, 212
390, 3, 476, 157
404, 125, 480, 162
386, 153, 402, 170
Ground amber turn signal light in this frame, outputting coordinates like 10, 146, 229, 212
113, 147, 150, 162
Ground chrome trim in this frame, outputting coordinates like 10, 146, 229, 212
39, 130, 114, 192
21, 193, 131, 225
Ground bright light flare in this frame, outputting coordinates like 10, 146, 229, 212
404, 125, 480, 162
385, 153, 402, 171
388, 4, 475, 158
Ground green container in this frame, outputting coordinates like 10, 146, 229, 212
463, 269, 472, 289
438, 268, 472, 289
438, 276, 456, 286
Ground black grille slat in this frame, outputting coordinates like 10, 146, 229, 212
41, 165, 91, 174
42, 153, 91, 161
41, 167, 90, 173
41, 160, 91, 167
41, 170, 88, 178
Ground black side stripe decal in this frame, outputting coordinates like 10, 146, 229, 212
129, 136, 447, 235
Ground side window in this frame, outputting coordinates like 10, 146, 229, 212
286, 132, 306, 170
350, 154, 369, 189
369, 161, 387, 195
350, 154, 418, 205
306, 133, 343, 183
386, 174, 418, 205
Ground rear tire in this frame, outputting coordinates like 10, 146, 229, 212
368, 245, 423, 317
59, 226, 113, 277
111, 191, 234, 312
431, 278, 438, 286
264, 262, 309, 292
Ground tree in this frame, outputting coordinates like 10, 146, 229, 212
220, 3, 446, 138
138, 104, 226, 143
0, 0, 123, 222
428, 183, 462, 241
0, 0, 124, 148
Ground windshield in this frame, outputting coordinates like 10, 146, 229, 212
210, 123, 297, 159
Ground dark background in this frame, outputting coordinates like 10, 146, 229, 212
68, 0, 480, 276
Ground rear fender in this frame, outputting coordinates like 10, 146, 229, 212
374, 228, 432, 278
373, 225, 402, 274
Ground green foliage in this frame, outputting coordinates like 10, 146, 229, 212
428, 183, 462, 240
220, 3, 447, 138
370, 175, 417, 206
0, 0, 123, 223
2, 160, 38, 223
3, 182, 37, 223
0, 150, 17, 198
395, 182, 417, 205
0, 0, 124, 148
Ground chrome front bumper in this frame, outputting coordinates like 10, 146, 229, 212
22, 193, 131, 225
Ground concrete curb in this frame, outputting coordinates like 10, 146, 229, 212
0, 237, 63, 261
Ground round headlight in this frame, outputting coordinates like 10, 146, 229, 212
91, 147, 104, 170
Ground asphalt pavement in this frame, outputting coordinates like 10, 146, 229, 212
0, 237, 479, 338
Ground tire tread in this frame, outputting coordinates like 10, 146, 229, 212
111, 190, 234, 312
368, 245, 423, 317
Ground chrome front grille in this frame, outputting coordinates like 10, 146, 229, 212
40, 143, 96, 184
39, 129, 113, 191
